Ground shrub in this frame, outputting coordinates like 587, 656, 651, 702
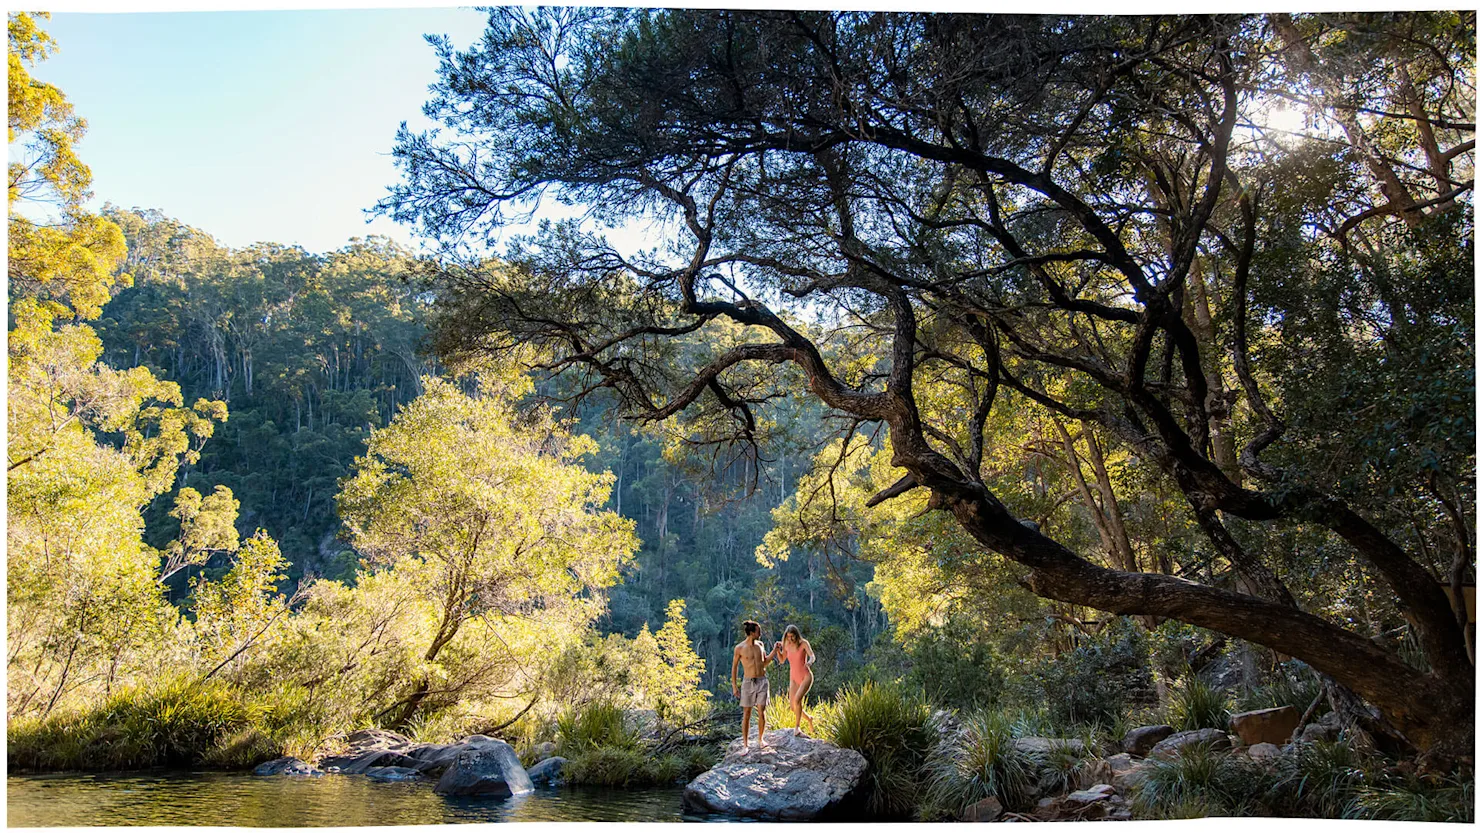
921, 709, 1035, 818
1167, 674, 1231, 732
903, 620, 1007, 711
1010, 619, 1150, 728
815, 681, 933, 818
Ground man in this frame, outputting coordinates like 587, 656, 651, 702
730, 619, 772, 749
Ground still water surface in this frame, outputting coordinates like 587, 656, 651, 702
8, 771, 733, 826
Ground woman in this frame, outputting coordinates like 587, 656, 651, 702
770, 625, 816, 735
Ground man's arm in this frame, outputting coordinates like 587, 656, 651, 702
731, 645, 741, 695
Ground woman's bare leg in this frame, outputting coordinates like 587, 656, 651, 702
798, 676, 815, 734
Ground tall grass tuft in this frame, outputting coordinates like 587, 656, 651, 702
559, 745, 714, 787
1133, 742, 1270, 819
554, 700, 638, 755
1351, 771, 1474, 822
815, 681, 933, 818
8, 677, 282, 771
1167, 674, 1231, 732
1266, 739, 1367, 817
921, 709, 1035, 819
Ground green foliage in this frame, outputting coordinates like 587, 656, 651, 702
548, 699, 718, 787
560, 743, 718, 788
1133, 744, 1271, 819
336, 376, 638, 725
1234, 660, 1328, 725
632, 600, 712, 722
8, 12, 129, 325
902, 618, 1007, 711
815, 681, 934, 818
555, 701, 639, 755
1010, 619, 1151, 728
1130, 737, 1472, 822
1167, 674, 1232, 732
921, 710, 1036, 818
1265, 739, 1368, 817
1350, 771, 1474, 822
8, 677, 273, 771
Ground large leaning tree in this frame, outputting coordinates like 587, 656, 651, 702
380, 11, 1475, 757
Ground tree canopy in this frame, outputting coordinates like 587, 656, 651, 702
381, 10, 1475, 756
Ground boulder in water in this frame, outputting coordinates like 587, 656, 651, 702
253, 757, 322, 776
433, 739, 533, 797
526, 755, 566, 786
320, 728, 420, 773
364, 766, 425, 782
681, 728, 867, 821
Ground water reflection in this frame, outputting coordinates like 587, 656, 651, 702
7, 772, 729, 826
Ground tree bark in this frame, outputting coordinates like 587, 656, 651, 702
934, 484, 1473, 758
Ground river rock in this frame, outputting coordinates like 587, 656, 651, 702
1062, 783, 1116, 808
1230, 706, 1299, 746
253, 756, 322, 776
681, 728, 867, 821
1074, 758, 1113, 789
526, 756, 566, 786
1106, 752, 1151, 791
433, 739, 533, 797
320, 728, 420, 773
960, 796, 1003, 822
1149, 728, 1231, 760
1299, 712, 1341, 743
365, 766, 425, 782
528, 741, 558, 762
401, 743, 462, 775
1121, 724, 1175, 758
1247, 742, 1281, 763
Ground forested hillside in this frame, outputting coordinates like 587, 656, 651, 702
86, 207, 891, 687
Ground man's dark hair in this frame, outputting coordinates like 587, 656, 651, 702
742, 620, 759, 636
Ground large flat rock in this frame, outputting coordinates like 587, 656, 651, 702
1229, 706, 1299, 746
681, 728, 867, 821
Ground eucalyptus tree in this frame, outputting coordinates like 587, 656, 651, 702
336, 375, 639, 727
7, 13, 235, 716
381, 11, 1474, 756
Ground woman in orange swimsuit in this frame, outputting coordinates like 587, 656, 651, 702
770, 624, 816, 735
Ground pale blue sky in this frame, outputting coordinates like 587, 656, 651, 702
36, 8, 492, 252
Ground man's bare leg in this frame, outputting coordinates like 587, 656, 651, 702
741, 706, 752, 748
756, 707, 768, 748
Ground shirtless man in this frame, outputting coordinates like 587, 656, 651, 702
730, 620, 772, 749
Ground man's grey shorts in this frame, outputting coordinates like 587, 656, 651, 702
739, 676, 769, 708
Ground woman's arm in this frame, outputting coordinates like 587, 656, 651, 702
803, 639, 816, 666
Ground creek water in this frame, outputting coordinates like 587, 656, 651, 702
7, 771, 738, 826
